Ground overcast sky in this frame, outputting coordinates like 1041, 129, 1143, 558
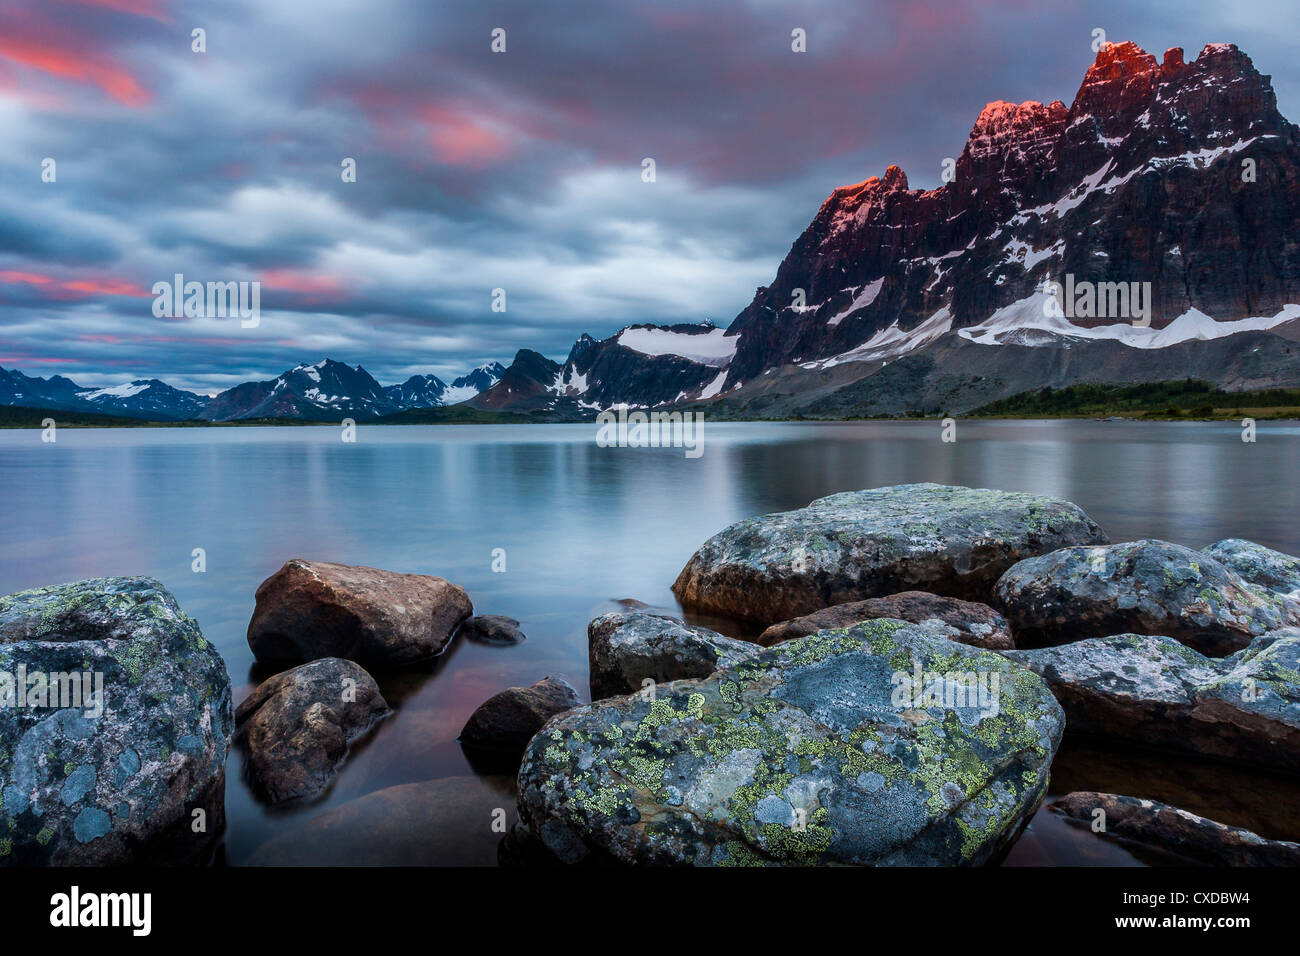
1, 0, 1296, 392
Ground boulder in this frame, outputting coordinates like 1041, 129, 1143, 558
0, 577, 231, 865
247, 559, 473, 669
518, 619, 1064, 865
672, 483, 1107, 625
1203, 538, 1300, 599
588, 612, 760, 700
459, 614, 525, 646
1004, 628, 1300, 772
234, 657, 390, 805
246, 775, 514, 866
1050, 791, 1300, 866
995, 540, 1295, 656
758, 591, 1013, 650
459, 677, 582, 769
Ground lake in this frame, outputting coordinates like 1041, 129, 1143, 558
2, 419, 1297, 865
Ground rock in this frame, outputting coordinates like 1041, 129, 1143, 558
672, 483, 1107, 625
1004, 629, 1300, 772
518, 619, 1064, 865
246, 775, 515, 866
0, 577, 231, 865
247, 559, 473, 669
459, 614, 525, 646
588, 612, 760, 700
459, 677, 582, 769
758, 591, 1013, 650
234, 657, 390, 805
1203, 538, 1300, 599
995, 540, 1296, 656
1050, 792, 1300, 866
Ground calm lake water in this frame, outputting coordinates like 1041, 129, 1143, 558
2, 420, 1298, 865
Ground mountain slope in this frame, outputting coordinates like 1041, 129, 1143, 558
199, 359, 400, 422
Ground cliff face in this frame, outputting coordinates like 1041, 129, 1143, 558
721, 42, 1300, 385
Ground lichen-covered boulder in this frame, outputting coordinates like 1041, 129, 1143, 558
247, 559, 473, 669
588, 612, 759, 700
1004, 628, 1300, 772
1203, 539, 1300, 599
1050, 792, 1300, 866
518, 619, 1064, 866
758, 591, 1013, 650
234, 657, 389, 805
460, 677, 583, 769
0, 577, 231, 865
672, 483, 1107, 625
995, 540, 1296, 656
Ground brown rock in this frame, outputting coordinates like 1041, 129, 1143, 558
758, 591, 1014, 649
459, 677, 583, 768
234, 657, 390, 805
247, 559, 473, 668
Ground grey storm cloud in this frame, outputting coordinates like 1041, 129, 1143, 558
0, 0, 1296, 392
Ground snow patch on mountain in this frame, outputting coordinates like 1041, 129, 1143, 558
615, 326, 738, 366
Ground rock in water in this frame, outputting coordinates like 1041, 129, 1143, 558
672, 483, 1107, 625
1004, 628, 1300, 772
460, 677, 583, 768
758, 591, 1014, 650
247, 559, 473, 669
1050, 792, 1300, 866
234, 657, 389, 805
588, 612, 760, 700
517, 619, 1063, 866
0, 577, 231, 865
1202, 538, 1300, 599
459, 614, 526, 646
995, 540, 1295, 656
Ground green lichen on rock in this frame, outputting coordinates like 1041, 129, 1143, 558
517, 619, 1063, 866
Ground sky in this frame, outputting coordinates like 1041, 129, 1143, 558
0, 0, 1296, 393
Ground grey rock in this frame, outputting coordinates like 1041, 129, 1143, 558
995, 540, 1296, 656
0, 577, 231, 865
518, 619, 1063, 866
673, 483, 1107, 625
1203, 538, 1300, 599
460, 677, 583, 766
758, 591, 1013, 650
459, 614, 525, 646
234, 657, 389, 805
587, 612, 759, 700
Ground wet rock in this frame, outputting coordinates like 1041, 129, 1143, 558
234, 657, 389, 805
247, 559, 473, 669
459, 677, 582, 769
518, 619, 1063, 866
995, 540, 1295, 656
246, 775, 515, 866
1050, 791, 1300, 866
1004, 628, 1300, 772
459, 614, 525, 646
758, 591, 1013, 650
672, 483, 1107, 625
0, 577, 231, 865
588, 612, 759, 700
1203, 538, 1300, 599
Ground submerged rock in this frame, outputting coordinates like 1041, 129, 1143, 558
246, 775, 514, 866
1203, 538, 1300, 599
758, 591, 1013, 650
0, 577, 231, 865
459, 614, 526, 646
234, 657, 389, 805
460, 677, 583, 769
588, 612, 759, 700
1051, 791, 1300, 866
672, 483, 1107, 625
247, 559, 473, 669
1004, 628, 1300, 772
518, 619, 1063, 866
995, 540, 1295, 656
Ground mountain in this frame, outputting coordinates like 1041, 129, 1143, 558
466, 350, 564, 411
199, 359, 405, 421
382, 362, 505, 409
0, 366, 208, 420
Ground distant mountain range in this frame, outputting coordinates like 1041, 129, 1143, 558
4, 41, 1298, 424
